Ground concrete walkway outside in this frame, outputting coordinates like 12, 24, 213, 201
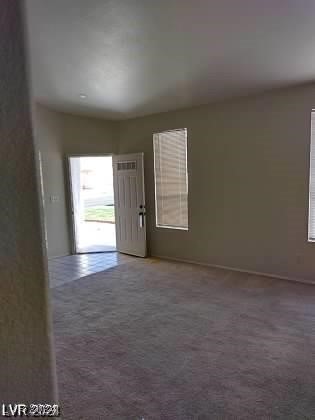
77, 221, 116, 253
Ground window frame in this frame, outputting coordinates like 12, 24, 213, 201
308, 109, 315, 242
153, 128, 189, 231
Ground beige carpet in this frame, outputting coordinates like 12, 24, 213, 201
52, 258, 315, 419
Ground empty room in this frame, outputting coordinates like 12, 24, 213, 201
2, 0, 315, 418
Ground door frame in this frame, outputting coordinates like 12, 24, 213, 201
66, 153, 114, 255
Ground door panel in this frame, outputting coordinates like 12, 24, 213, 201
113, 153, 146, 257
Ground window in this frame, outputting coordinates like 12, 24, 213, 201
309, 111, 315, 240
153, 128, 188, 230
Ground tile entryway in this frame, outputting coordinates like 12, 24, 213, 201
48, 252, 133, 288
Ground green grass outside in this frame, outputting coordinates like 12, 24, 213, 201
85, 205, 115, 223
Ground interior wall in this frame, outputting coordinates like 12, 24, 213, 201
34, 104, 69, 258
34, 104, 118, 258
118, 83, 315, 283
0, 0, 57, 402
60, 111, 118, 156
35, 79, 315, 282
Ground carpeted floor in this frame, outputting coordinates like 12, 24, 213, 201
52, 258, 315, 419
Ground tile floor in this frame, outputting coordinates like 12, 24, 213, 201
48, 252, 134, 288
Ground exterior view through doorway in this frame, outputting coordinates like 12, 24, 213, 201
69, 156, 116, 253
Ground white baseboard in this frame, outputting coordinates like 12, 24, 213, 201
48, 253, 71, 260
152, 254, 315, 286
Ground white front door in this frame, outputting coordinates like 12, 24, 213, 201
112, 153, 146, 257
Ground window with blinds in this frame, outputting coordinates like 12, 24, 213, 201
308, 111, 315, 240
153, 128, 188, 230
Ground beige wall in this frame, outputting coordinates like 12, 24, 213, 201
36, 80, 315, 282
0, 1, 57, 402
34, 104, 118, 258
60, 111, 118, 156
118, 84, 315, 283
34, 104, 69, 257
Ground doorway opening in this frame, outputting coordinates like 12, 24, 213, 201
69, 155, 116, 253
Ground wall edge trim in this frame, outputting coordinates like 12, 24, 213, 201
152, 254, 315, 286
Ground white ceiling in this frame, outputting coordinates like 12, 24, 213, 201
25, 0, 315, 120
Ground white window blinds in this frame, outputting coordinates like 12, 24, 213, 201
153, 128, 188, 230
308, 111, 315, 240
